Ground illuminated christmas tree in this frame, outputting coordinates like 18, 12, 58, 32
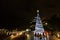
34, 10, 44, 34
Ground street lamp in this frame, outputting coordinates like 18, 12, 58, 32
26, 29, 29, 32
45, 22, 48, 25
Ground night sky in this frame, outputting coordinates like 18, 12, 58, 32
0, 0, 60, 29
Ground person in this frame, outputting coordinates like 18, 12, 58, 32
39, 34, 42, 39
35, 33, 36, 37
43, 33, 47, 40
34, 33, 40, 40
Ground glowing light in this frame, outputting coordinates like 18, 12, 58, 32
45, 22, 48, 25
26, 29, 29, 31
10, 35, 16, 39
37, 10, 39, 12
57, 33, 60, 38
27, 34, 29, 37
19, 32, 23, 35
34, 10, 44, 35
10, 32, 23, 39
16, 33, 19, 36
26, 34, 30, 40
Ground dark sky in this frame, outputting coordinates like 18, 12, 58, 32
0, 0, 60, 29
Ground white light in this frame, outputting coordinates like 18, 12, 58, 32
26, 29, 29, 31
37, 10, 39, 12
45, 23, 48, 25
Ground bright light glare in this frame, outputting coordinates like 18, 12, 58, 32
26, 34, 30, 40
37, 10, 39, 12
45, 23, 48, 25
19, 32, 23, 35
10, 32, 21, 39
27, 34, 29, 37
26, 29, 29, 31
57, 33, 60, 37
10, 35, 16, 39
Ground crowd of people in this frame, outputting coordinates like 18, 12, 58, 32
34, 33, 47, 40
